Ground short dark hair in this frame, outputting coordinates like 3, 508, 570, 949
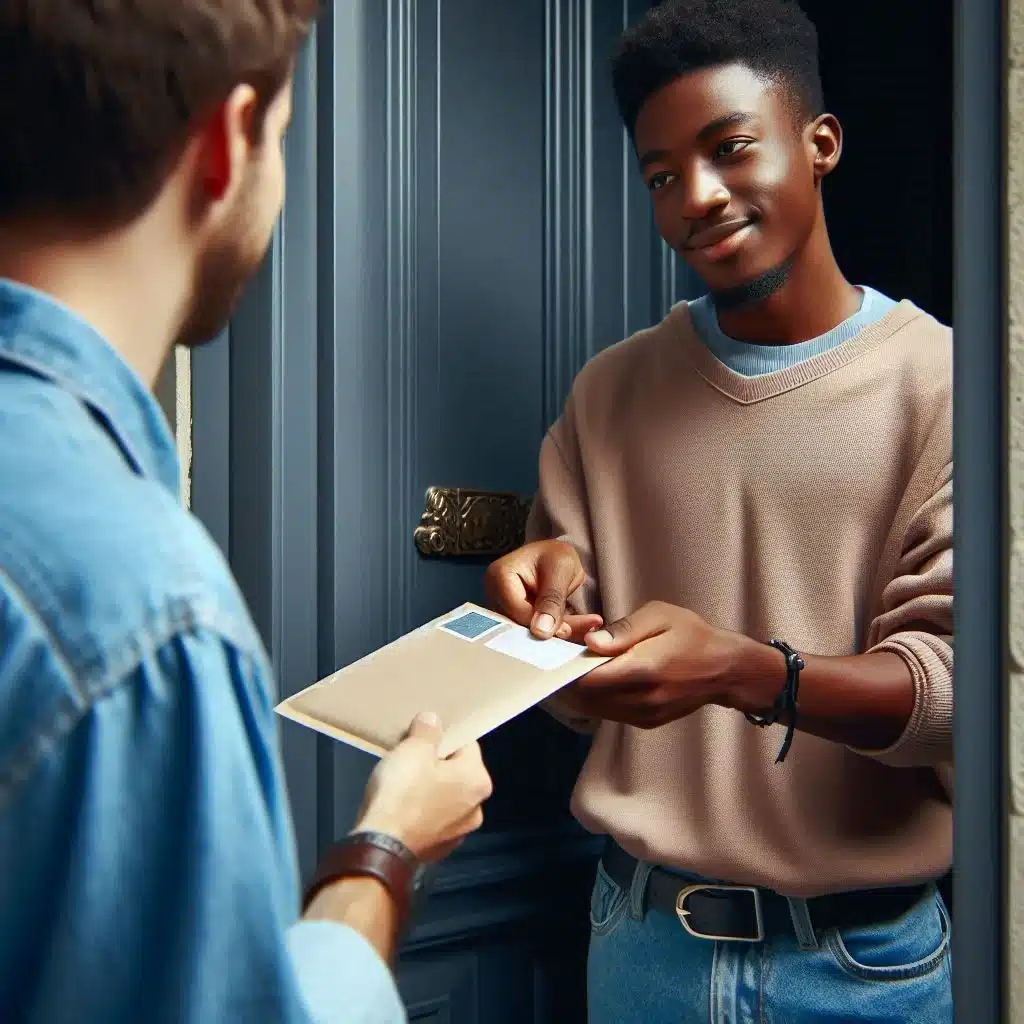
611, 0, 824, 137
0, 0, 319, 225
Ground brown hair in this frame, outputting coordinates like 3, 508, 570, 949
0, 0, 319, 224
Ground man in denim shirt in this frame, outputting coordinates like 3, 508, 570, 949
0, 3, 493, 1022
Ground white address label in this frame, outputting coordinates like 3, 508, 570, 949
485, 626, 585, 670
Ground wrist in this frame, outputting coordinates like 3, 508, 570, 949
715, 631, 791, 715
352, 814, 412, 854
302, 831, 422, 930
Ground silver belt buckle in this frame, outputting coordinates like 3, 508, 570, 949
674, 883, 765, 942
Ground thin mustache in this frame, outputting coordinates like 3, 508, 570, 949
683, 217, 753, 250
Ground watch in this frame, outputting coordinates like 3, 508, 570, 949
302, 831, 429, 931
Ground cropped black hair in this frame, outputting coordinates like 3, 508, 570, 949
611, 0, 824, 137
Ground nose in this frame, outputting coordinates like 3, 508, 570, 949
680, 161, 730, 221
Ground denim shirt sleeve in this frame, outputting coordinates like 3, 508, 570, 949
286, 923, 406, 1023
0, 623, 405, 1024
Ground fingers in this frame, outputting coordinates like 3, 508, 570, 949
482, 556, 535, 626
444, 741, 494, 802
530, 543, 585, 638
585, 601, 668, 655
484, 541, 591, 638
420, 807, 485, 863
450, 805, 485, 836
555, 612, 605, 642
405, 711, 444, 747
444, 738, 483, 766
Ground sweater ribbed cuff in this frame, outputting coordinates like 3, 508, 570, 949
851, 632, 953, 767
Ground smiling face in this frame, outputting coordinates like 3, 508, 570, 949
634, 62, 841, 303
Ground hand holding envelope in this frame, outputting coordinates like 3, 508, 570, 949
486, 540, 740, 729
355, 711, 493, 862
483, 539, 605, 642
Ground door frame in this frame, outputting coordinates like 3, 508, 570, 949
952, 0, 1007, 1018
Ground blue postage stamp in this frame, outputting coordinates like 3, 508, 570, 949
437, 609, 503, 642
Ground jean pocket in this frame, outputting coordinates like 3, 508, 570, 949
589, 862, 629, 937
825, 889, 951, 983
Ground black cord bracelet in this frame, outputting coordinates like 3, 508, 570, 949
743, 639, 805, 764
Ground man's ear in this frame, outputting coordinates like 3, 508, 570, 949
193, 84, 260, 205
808, 113, 843, 182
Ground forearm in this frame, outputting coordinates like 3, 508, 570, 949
303, 876, 401, 965
720, 634, 916, 750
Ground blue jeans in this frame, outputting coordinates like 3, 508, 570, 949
587, 860, 952, 1023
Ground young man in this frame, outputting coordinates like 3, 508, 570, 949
0, 4, 492, 1022
485, 1, 952, 1021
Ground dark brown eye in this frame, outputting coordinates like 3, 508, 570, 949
647, 171, 676, 192
715, 139, 752, 159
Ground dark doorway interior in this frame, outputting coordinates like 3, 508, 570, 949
806, 0, 954, 323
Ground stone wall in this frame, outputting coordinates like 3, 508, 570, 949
152, 347, 192, 507
1009, 0, 1024, 1016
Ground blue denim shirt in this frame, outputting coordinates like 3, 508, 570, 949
0, 280, 405, 1023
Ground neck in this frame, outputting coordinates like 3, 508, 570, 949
714, 218, 860, 344
0, 210, 189, 387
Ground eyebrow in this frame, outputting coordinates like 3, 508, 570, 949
637, 111, 760, 169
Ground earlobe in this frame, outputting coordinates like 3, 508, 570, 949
810, 113, 843, 181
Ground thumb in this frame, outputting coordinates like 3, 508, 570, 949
581, 610, 643, 651
531, 545, 583, 638
584, 608, 660, 655
406, 711, 444, 746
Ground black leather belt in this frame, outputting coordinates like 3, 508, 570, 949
602, 841, 930, 943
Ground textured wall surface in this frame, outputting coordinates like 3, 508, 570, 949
174, 348, 192, 508
1011, 0, 1023, 1016
153, 347, 192, 507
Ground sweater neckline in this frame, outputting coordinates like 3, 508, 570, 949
673, 299, 926, 405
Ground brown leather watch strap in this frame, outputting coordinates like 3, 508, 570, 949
302, 831, 420, 930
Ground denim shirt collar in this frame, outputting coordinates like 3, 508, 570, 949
0, 278, 179, 497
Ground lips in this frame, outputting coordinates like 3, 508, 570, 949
683, 218, 753, 251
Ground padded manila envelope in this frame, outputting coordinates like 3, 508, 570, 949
275, 602, 610, 759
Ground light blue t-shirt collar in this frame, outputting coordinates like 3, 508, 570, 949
688, 285, 900, 378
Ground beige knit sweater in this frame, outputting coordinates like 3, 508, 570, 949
527, 299, 953, 897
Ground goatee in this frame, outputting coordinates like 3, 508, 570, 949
710, 256, 794, 312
